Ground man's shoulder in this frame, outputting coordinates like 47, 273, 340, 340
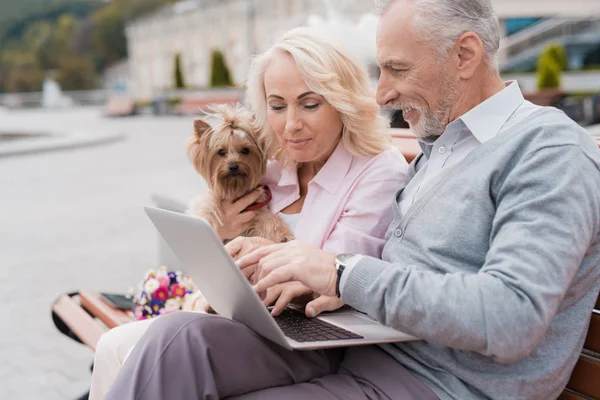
503, 103, 597, 156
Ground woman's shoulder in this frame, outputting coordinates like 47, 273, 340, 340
354, 145, 409, 175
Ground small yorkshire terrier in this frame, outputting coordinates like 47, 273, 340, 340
186, 104, 294, 244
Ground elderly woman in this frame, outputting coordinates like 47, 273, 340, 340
90, 27, 410, 399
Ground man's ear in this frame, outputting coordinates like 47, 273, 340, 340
455, 31, 484, 80
193, 119, 212, 139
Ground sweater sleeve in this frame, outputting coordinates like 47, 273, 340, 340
341, 144, 600, 363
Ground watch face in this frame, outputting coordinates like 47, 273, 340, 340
336, 253, 355, 265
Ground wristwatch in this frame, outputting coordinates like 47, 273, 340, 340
334, 253, 357, 298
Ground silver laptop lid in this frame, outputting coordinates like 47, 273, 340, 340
143, 206, 291, 349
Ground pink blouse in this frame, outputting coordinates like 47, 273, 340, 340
262, 141, 409, 258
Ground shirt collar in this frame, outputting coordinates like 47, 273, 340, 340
417, 80, 524, 158
459, 80, 524, 144
276, 140, 353, 194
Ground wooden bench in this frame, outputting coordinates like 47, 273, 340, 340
523, 89, 567, 107
390, 128, 420, 163
52, 291, 134, 351
173, 93, 241, 116
103, 97, 136, 117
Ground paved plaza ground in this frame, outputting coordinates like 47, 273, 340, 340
1, 107, 207, 399
2, 106, 600, 400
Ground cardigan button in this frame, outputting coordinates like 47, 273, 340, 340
394, 228, 403, 238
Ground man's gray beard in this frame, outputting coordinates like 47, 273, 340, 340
408, 77, 458, 142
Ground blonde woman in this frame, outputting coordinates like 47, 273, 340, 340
91, 27, 410, 399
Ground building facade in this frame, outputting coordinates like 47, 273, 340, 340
125, 0, 374, 99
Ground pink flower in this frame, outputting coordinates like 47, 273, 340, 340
156, 274, 170, 287
171, 283, 187, 298
152, 286, 169, 302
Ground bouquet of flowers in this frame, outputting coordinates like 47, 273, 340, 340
132, 266, 199, 320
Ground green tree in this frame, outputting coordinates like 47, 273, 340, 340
210, 49, 233, 88
91, 4, 127, 71
174, 52, 186, 88
55, 55, 97, 90
6, 63, 44, 92
536, 43, 568, 90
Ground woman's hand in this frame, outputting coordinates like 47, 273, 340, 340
216, 189, 264, 241
225, 236, 275, 284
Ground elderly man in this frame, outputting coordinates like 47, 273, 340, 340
107, 0, 600, 399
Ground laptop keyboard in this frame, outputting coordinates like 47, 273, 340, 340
273, 308, 364, 342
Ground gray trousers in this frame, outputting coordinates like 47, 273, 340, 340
106, 312, 438, 400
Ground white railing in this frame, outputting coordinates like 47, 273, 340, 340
501, 16, 600, 58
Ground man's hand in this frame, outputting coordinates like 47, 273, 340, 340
236, 240, 338, 299
262, 281, 312, 316
304, 295, 345, 318
265, 284, 345, 317
226, 236, 275, 284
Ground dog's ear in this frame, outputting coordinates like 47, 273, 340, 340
193, 119, 211, 139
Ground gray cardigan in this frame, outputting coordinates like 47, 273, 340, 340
342, 106, 600, 400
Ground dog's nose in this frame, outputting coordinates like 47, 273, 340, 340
228, 163, 240, 176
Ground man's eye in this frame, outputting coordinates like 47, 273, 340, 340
241, 148, 250, 155
218, 149, 226, 157
390, 67, 407, 73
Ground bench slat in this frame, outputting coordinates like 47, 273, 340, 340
558, 388, 593, 400
80, 290, 135, 329
391, 136, 420, 163
584, 313, 600, 354
52, 294, 106, 351
565, 354, 600, 398
558, 388, 592, 400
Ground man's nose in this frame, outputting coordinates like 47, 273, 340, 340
376, 74, 397, 107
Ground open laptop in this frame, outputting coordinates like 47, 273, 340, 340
144, 206, 417, 350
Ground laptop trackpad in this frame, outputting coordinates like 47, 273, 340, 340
318, 311, 413, 340
320, 312, 380, 326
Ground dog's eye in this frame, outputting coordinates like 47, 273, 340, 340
241, 148, 250, 155
218, 149, 226, 157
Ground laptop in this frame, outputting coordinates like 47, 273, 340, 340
144, 206, 417, 350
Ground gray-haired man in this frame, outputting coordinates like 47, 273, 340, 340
107, 0, 600, 399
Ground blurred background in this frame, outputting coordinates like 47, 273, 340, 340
1, 0, 600, 399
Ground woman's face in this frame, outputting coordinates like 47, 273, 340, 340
263, 52, 343, 164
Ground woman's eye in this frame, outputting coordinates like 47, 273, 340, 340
304, 103, 321, 110
270, 105, 285, 111
218, 149, 226, 157
241, 148, 250, 155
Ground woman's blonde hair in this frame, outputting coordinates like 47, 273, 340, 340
245, 27, 391, 164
